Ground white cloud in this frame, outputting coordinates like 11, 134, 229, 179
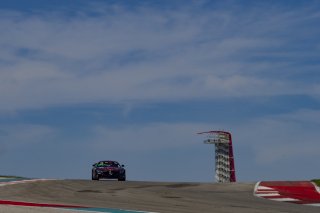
0, 124, 56, 148
89, 108, 320, 164
91, 122, 213, 151
87, 108, 320, 175
0, 4, 319, 110
233, 109, 320, 164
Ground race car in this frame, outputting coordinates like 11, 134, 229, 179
91, 160, 126, 181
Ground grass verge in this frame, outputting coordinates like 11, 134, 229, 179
311, 179, 320, 187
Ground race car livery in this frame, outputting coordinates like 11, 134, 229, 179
91, 160, 126, 181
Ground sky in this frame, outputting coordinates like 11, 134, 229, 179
0, 0, 320, 182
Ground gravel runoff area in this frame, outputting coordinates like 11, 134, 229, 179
0, 180, 320, 213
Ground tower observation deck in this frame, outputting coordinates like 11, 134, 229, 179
198, 131, 236, 183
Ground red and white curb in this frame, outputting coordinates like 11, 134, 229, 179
254, 181, 320, 206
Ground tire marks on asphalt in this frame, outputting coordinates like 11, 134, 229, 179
0, 178, 157, 213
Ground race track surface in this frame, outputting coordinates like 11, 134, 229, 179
0, 180, 319, 213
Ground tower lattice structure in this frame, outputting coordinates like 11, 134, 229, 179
198, 131, 236, 183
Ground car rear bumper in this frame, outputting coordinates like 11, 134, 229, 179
98, 171, 125, 179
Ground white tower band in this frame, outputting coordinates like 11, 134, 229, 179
198, 131, 236, 183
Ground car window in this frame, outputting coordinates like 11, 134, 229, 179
96, 162, 105, 167
97, 161, 119, 167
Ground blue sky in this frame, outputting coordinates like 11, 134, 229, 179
0, 0, 320, 182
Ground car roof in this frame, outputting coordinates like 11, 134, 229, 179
99, 160, 119, 163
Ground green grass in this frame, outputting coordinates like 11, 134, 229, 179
311, 179, 320, 186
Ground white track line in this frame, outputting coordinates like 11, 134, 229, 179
306, 203, 320, 207
269, 198, 299, 202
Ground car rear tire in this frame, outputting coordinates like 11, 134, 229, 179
92, 171, 99, 180
118, 176, 126, 181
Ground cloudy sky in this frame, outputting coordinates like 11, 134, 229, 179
0, 0, 320, 182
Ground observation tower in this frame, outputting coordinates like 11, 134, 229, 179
198, 131, 236, 183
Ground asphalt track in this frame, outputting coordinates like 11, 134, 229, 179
0, 179, 320, 213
